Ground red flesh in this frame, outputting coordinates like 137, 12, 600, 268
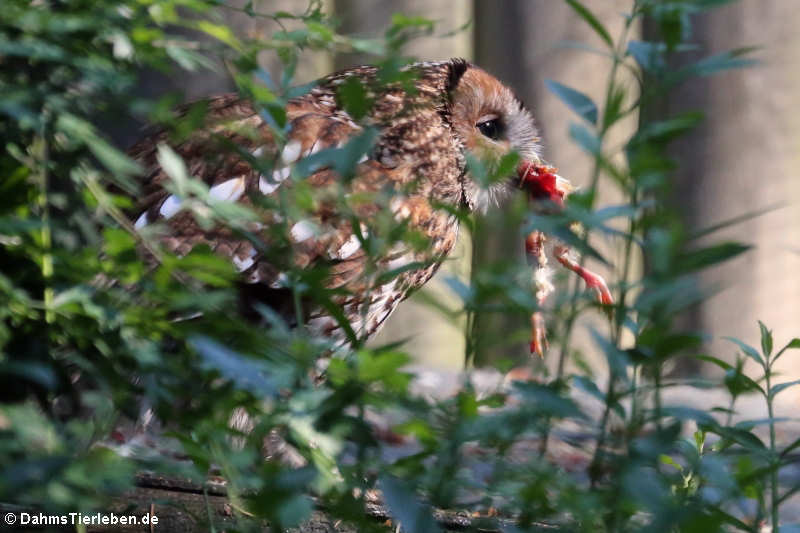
518, 160, 614, 356
518, 161, 565, 207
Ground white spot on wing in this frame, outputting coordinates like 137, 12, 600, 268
134, 211, 148, 230
280, 140, 302, 165
390, 197, 410, 219
308, 142, 322, 156
259, 167, 290, 195
387, 253, 414, 272
269, 272, 289, 288
159, 195, 182, 219
333, 234, 361, 260
233, 255, 255, 272
290, 220, 316, 243
209, 177, 245, 202
273, 166, 291, 183
259, 177, 279, 195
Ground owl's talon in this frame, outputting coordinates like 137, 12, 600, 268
554, 245, 614, 307
585, 272, 614, 307
530, 311, 548, 357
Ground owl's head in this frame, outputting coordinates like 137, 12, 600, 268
444, 59, 544, 212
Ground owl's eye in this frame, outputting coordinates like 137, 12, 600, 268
476, 117, 503, 140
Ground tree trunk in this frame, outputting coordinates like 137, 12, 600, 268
657, 1, 800, 379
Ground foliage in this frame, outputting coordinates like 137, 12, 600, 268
1, 0, 797, 532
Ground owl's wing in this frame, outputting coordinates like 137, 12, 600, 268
128, 93, 429, 336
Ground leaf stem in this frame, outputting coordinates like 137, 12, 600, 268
38, 111, 54, 324
765, 352, 779, 532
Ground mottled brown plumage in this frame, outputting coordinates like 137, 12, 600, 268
128, 59, 544, 347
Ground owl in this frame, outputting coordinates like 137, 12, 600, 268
127, 58, 611, 354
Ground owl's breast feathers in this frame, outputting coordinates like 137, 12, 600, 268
128, 61, 466, 341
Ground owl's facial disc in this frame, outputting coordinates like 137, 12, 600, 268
448, 63, 542, 212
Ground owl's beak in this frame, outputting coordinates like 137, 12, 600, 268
517, 160, 573, 208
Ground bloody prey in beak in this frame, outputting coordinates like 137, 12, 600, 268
518, 160, 614, 357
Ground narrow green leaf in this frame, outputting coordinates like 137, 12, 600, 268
192, 20, 242, 50
780, 435, 800, 458
659, 454, 683, 471
661, 406, 716, 426
545, 79, 598, 124
681, 47, 758, 78
708, 508, 756, 532
770, 379, 800, 400
156, 143, 189, 188
568, 122, 602, 155
379, 475, 441, 533
627, 40, 665, 72
574, 375, 624, 418
707, 425, 767, 453
631, 111, 703, 145
564, 0, 613, 48
774, 338, 800, 363
55, 113, 142, 191
513, 382, 584, 418
758, 320, 773, 357
723, 337, 764, 367
689, 203, 782, 241
676, 242, 751, 273
336, 76, 371, 120
189, 336, 277, 396
693, 354, 733, 371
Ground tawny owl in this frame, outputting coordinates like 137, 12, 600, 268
127, 58, 611, 355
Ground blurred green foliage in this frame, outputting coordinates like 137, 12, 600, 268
1, 0, 798, 532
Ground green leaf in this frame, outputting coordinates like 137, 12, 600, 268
356, 350, 410, 384
758, 321, 773, 358
544, 79, 598, 124
708, 509, 754, 532
512, 382, 584, 419
689, 203, 782, 241
681, 47, 758, 78
573, 375, 624, 418
707, 425, 767, 453
627, 40, 665, 72
156, 143, 189, 190
676, 242, 751, 273
55, 113, 142, 191
589, 327, 630, 377
693, 354, 733, 370
661, 406, 716, 426
487, 151, 520, 185
722, 363, 764, 397
564, 0, 613, 48
189, 336, 277, 396
379, 475, 441, 533
336, 76, 371, 120
770, 379, 800, 400
192, 20, 242, 50
568, 122, 601, 155
659, 454, 683, 471
723, 337, 764, 367
775, 338, 800, 363
780, 435, 800, 458
631, 111, 703, 145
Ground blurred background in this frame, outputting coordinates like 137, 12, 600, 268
112, 0, 800, 378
